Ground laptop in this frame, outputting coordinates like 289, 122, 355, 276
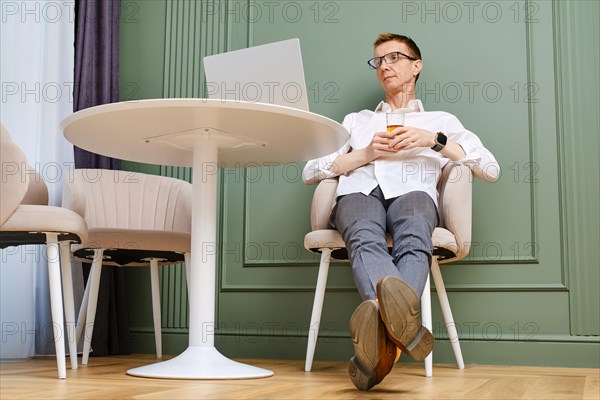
203, 38, 309, 111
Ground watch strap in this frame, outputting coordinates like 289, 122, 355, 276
431, 132, 447, 152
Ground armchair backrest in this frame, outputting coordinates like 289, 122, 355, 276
62, 169, 192, 233
1, 124, 30, 226
309, 162, 473, 259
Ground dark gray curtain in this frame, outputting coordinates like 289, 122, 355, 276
74, 0, 130, 356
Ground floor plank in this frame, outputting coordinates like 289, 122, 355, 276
1, 355, 598, 399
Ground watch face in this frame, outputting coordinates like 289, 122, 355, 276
437, 132, 448, 146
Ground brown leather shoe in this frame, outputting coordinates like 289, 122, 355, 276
348, 299, 397, 391
376, 275, 434, 361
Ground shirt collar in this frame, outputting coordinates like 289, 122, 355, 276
375, 99, 424, 113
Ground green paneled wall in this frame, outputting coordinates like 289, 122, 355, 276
120, 0, 599, 367
553, 0, 600, 336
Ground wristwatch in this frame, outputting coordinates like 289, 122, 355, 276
431, 132, 447, 152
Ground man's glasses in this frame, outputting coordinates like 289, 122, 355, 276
367, 51, 417, 70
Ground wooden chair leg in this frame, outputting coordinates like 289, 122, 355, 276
305, 248, 333, 372
421, 273, 433, 377
59, 242, 77, 371
44, 233, 67, 379
430, 259, 464, 369
149, 259, 162, 358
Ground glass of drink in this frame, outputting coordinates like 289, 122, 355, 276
386, 113, 405, 133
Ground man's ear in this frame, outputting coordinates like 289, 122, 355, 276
413, 59, 423, 77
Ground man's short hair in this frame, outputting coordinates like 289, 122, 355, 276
373, 33, 422, 82
373, 33, 422, 60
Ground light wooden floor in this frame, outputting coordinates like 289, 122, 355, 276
1, 355, 598, 399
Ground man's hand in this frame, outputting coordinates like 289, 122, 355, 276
387, 126, 436, 151
366, 131, 401, 160
326, 131, 401, 175
387, 126, 467, 161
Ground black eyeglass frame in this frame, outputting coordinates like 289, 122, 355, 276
367, 51, 417, 70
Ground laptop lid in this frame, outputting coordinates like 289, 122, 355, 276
203, 38, 309, 111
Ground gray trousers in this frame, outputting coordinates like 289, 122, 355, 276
331, 186, 438, 300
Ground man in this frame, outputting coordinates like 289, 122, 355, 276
302, 33, 499, 390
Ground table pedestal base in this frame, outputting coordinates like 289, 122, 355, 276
126, 346, 274, 379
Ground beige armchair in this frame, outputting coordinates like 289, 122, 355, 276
62, 169, 192, 364
1, 124, 87, 379
304, 162, 471, 377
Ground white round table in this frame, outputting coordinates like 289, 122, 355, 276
60, 98, 348, 379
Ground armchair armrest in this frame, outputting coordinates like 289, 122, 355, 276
310, 178, 339, 230
437, 163, 472, 260
21, 170, 49, 206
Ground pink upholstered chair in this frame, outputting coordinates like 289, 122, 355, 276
303, 162, 471, 377
1, 124, 87, 379
62, 169, 192, 364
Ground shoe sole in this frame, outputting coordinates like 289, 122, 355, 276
376, 276, 434, 361
348, 300, 396, 391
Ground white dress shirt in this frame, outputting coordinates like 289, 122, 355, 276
302, 99, 499, 205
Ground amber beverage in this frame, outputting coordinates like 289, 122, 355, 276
386, 113, 405, 133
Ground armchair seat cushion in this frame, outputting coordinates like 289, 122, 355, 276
432, 228, 459, 262
305, 227, 458, 263
0, 205, 88, 247
72, 228, 191, 265
304, 229, 348, 259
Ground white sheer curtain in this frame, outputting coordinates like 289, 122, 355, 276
0, 1, 82, 357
